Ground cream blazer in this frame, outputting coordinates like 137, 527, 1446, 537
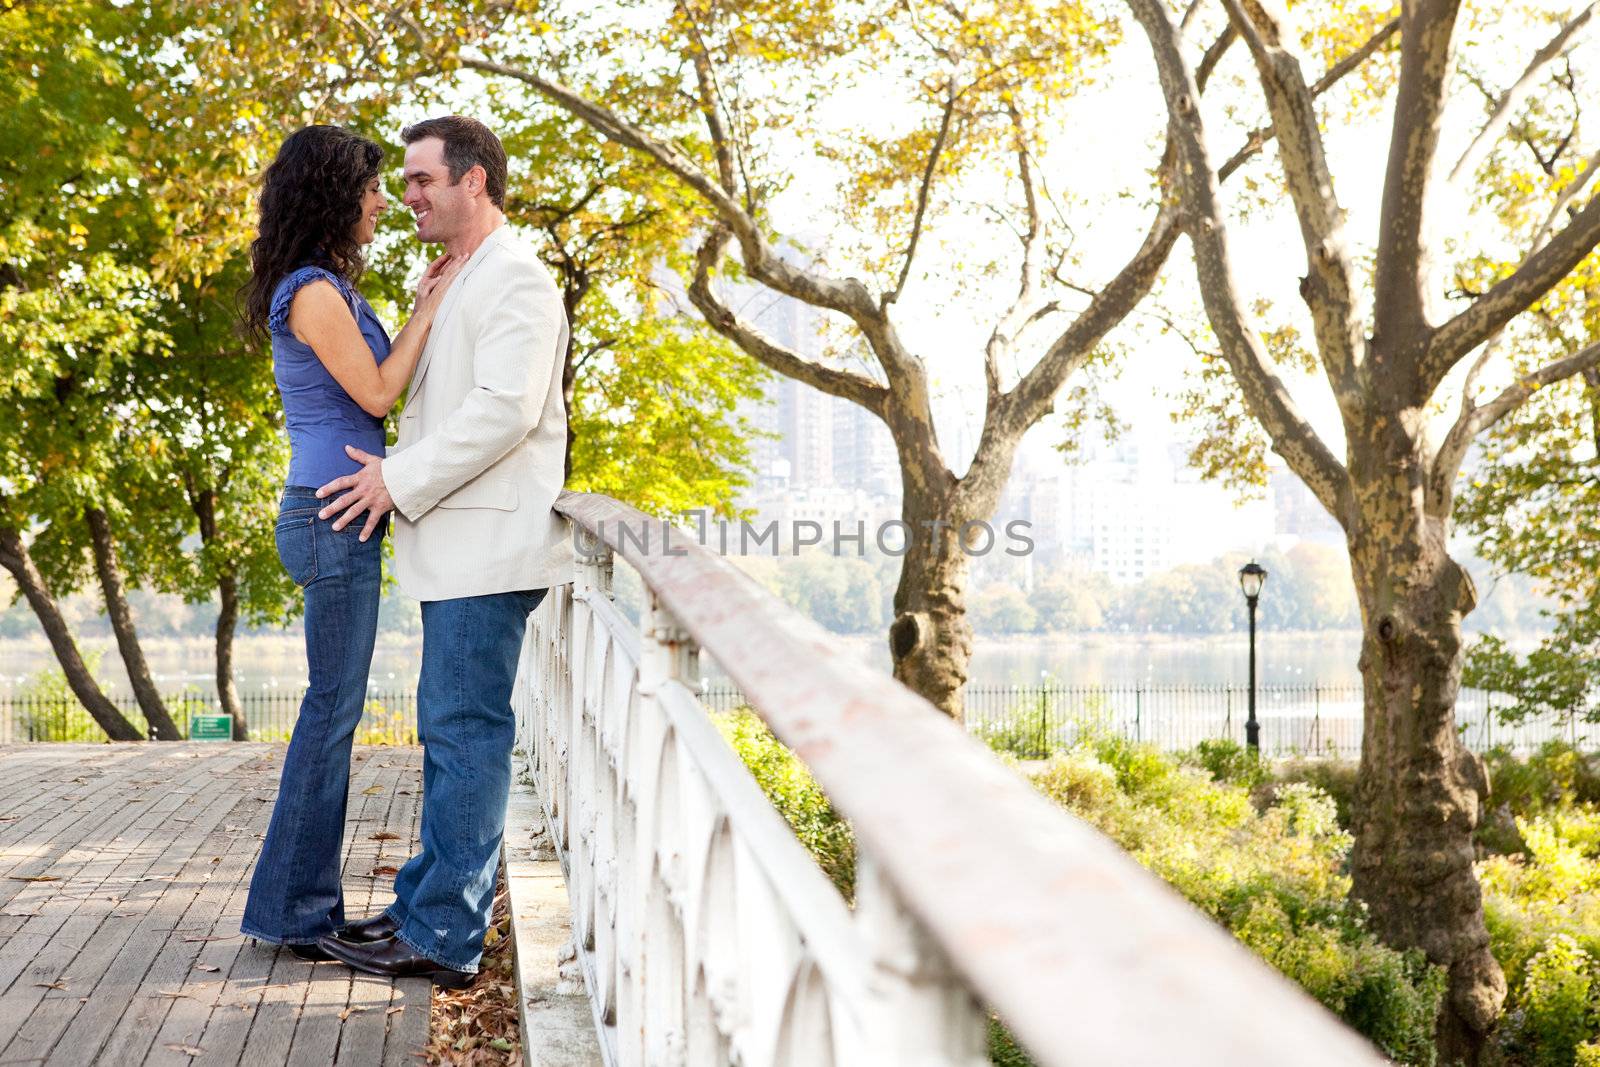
381, 224, 574, 601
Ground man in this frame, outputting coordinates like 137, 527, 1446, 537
312, 115, 572, 987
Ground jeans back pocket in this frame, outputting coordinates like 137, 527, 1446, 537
273, 510, 318, 587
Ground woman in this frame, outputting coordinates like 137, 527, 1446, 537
238, 125, 461, 959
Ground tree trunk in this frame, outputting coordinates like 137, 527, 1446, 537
0, 524, 144, 742
888, 492, 975, 720
85, 507, 182, 740
190, 487, 249, 741
1345, 444, 1505, 1061
216, 572, 249, 740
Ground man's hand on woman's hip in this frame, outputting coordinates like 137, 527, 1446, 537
317, 445, 394, 541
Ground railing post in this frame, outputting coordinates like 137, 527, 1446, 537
857, 854, 988, 1065
628, 590, 700, 1067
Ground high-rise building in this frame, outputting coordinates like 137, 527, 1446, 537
831, 397, 898, 496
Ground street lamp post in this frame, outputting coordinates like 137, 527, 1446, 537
1238, 561, 1268, 753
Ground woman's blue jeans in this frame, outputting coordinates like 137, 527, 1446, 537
241, 486, 384, 945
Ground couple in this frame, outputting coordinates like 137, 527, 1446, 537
237, 116, 572, 987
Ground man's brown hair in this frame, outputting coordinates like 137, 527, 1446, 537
401, 115, 508, 209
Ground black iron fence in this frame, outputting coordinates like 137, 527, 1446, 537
0, 690, 417, 745
2, 682, 1594, 758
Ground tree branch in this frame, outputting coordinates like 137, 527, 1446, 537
998, 16, 1385, 444
985, 101, 1049, 404
1422, 189, 1600, 389
1430, 339, 1600, 516
1447, 3, 1596, 186
887, 80, 959, 307
1124, 0, 1352, 522
462, 57, 886, 328
686, 227, 889, 416
1214, 17, 1399, 181
1220, 0, 1363, 402
1373, 0, 1464, 343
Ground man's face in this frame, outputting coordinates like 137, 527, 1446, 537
401, 138, 474, 245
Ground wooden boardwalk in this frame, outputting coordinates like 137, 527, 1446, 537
0, 743, 430, 1066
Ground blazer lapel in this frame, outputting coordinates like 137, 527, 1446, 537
401, 226, 506, 409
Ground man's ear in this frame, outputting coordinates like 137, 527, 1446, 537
466, 164, 486, 199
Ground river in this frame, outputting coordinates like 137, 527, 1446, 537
0, 629, 1370, 697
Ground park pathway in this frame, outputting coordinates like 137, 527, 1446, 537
0, 743, 429, 1066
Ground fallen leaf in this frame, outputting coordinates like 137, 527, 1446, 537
35, 980, 66, 990
182, 935, 235, 943
157, 990, 191, 999
194, 964, 220, 973
338, 1006, 367, 1021
370, 831, 402, 841
164, 1044, 204, 1057
370, 865, 400, 877
361, 785, 384, 795
7, 875, 58, 882
386, 1006, 405, 1015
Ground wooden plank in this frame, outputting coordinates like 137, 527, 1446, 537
36, 754, 270, 1066
91, 794, 262, 1065
379, 755, 429, 1067
0, 763, 237, 1063
332, 756, 414, 1067
282, 751, 395, 1067
0, 745, 431, 1067
0, 747, 236, 1018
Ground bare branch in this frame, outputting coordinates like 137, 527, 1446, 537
1124, 0, 1352, 521
983, 101, 1051, 403
1196, 25, 1238, 90
1220, 0, 1363, 400
1430, 339, 1600, 515
887, 81, 959, 307
1373, 0, 1464, 342
686, 228, 889, 416
1447, 3, 1596, 186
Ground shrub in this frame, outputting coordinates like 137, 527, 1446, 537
1029, 738, 1443, 1062
1516, 936, 1597, 1067
1272, 757, 1359, 828
972, 692, 1059, 760
1185, 737, 1268, 790
713, 707, 855, 900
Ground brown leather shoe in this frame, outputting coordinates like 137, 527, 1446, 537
315, 933, 475, 989
333, 912, 400, 944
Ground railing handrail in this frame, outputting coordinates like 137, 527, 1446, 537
554, 490, 1383, 1066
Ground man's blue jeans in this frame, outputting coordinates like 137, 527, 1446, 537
241, 487, 384, 945
384, 588, 545, 973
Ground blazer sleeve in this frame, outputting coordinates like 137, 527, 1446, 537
381, 257, 563, 520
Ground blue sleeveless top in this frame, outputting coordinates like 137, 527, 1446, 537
269, 265, 392, 489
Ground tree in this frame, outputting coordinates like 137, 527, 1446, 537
1124, 0, 1600, 1051
0, 0, 183, 741
1458, 371, 1600, 723
343, 0, 1397, 719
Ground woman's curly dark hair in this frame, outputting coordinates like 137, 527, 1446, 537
240, 125, 383, 344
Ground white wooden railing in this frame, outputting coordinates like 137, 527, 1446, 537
510, 491, 1385, 1067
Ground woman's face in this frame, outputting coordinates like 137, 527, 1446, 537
353, 177, 386, 245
